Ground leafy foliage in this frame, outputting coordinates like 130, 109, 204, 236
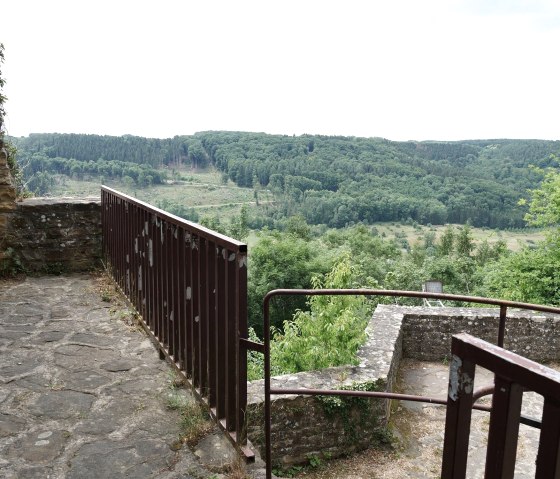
476, 240, 560, 305
270, 255, 370, 374
18, 151, 165, 195
478, 168, 560, 305
247, 230, 333, 336
523, 164, 560, 229
0, 44, 21, 192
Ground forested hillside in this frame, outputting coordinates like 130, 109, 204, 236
11, 132, 560, 228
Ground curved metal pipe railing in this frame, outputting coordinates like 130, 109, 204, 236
248, 289, 560, 479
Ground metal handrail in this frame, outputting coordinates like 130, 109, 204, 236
252, 288, 560, 478
101, 186, 251, 459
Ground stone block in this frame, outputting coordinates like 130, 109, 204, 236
0, 197, 102, 274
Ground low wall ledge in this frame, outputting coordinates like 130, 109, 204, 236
17, 196, 100, 207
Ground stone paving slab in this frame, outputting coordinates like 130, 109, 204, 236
392, 359, 553, 478
0, 274, 263, 479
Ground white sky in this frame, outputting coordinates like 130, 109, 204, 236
2, 0, 560, 141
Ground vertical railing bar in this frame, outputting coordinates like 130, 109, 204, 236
164, 222, 172, 355
154, 216, 162, 341
140, 206, 147, 323
192, 234, 201, 388
102, 191, 107, 264
159, 219, 166, 347
484, 378, 523, 478
440, 341, 476, 478
199, 237, 209, 396
161, 222, 168, 350
498, 304, 507, 348
134, 204, 141, 313
129, 203, 135, 306
226, 248, 237, 431
236, 248, 248, 443
208, 241, 218, 408
130, 203, 136, 307
119, 198, 125, 291
185, 232, 194, 377
114, 197, 121, 287
125, 201, 130, 296
176, 227, 186, 370
147, 212, 155, 331
216, 247, 226, 419
151, 215, 158, 338
536, 398, 560, 478
171, 225, 180, 364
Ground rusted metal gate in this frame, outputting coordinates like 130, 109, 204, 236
258, 289, 560, 478
442, 333, 560, 478
101, 186, 252, 458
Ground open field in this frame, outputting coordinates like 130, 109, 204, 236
47, 169, 544, 251
48, 168, 274, 218
374, 222, 544, 252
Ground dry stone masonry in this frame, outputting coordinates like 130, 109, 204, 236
1, 197, 102, 274
1, 150, 102, 274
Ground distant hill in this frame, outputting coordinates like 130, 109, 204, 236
11, 132, 560, 228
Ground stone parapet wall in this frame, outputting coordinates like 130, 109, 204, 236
401, 306, 560, 362
247, 303, 404, 466
248, 304, 560, 465
0, 197, 102, 274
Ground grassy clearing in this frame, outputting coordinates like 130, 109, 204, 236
48, 168, 274, 219
374, 222, 544, 252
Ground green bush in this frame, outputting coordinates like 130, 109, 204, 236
270, 255, 370, 374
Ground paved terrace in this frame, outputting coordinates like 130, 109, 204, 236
0, 274, 264, 479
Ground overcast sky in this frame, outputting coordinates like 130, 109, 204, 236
2, 0, 560, 141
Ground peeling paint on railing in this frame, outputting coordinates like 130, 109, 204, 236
101, 186, 251, 460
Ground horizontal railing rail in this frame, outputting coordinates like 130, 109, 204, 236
101, 186, 251, 459
251, 288, 560, 478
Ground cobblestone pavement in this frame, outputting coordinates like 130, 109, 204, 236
0, 275, 262, 479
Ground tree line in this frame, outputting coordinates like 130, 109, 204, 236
20, 150, 166, 195
12, 131, 559, 228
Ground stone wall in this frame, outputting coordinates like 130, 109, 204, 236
400, 306, 560, 362
246, 304, 404, 466
0, 146, 17, 243
0, 197, 102, 274
247, 304, 560, 466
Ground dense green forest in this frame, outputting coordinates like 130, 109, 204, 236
11, 132, 560, 228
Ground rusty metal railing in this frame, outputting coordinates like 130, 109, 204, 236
255, 289, 560, 478
101, 186, 252, 459
442, 333, 560, 478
